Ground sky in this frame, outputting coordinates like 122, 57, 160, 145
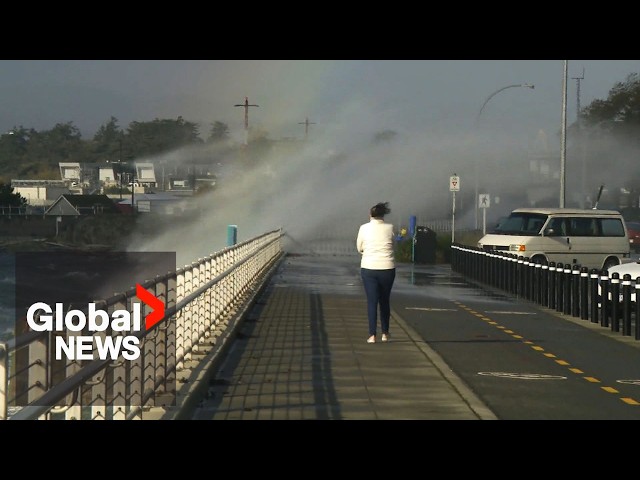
0, 60, 638, 142
1, 60, 639, 264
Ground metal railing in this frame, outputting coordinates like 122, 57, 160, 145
0, 228, 285, 420
451, 244, 640, 341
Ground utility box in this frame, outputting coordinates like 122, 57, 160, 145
413, 226, 437, 264
227, 225, 238, 246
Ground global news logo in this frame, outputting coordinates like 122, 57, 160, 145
25, 284, 165, 361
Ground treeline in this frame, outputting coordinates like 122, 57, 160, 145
0, 117, 237, 183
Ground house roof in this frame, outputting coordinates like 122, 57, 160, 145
44, 194, 121, 215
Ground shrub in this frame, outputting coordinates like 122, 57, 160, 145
394, 230, 483, 264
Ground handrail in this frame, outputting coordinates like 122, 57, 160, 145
2, 228, 284, 420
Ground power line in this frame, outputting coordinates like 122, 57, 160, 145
297, 117, 316, 139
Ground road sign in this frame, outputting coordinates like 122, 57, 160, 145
479, 194, 490, 208
449, 175, 460, 192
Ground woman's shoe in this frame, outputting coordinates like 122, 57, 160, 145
381, 333, 389, 342
367, 335, 376, 343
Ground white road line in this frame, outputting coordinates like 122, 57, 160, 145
617, 379, 640, 386
478, 372, 567, 380
405, 307, 457, 312
484, 311, 537, 315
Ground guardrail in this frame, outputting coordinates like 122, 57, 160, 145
451, 244, 640, 341
0, 228, 285, 420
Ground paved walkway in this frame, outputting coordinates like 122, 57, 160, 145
166, 254, 497, 420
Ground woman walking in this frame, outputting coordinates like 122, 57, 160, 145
356, 202, 396, 344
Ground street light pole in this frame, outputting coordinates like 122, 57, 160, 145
560, 60, 568, 208
474, 83, 535, 229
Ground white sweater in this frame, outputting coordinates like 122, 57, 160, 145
356, 218, 395, 270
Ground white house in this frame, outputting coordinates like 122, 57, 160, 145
11, 180, 71, 207
135, 162, 157, 187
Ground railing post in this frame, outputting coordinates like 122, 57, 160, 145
590, 269, 599, 324
556, 263, 564, 313
534, 260, 542, 304
571, 264, 580, 318
548, 262, 556, 310
540, 260, 548, 306
636, 278, 640, 340
517, 256, 525, 298
563, 264, 572, 315
622, 274, 632, 336
580, 266, 589, 320
0, 342, 6, 420
610, 272, 620, 332
600, 271, 610, 328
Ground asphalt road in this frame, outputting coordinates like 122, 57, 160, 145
392, 263, 640, 420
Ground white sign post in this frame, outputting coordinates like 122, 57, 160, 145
450, 175, 460, 243
479, 193, 490, 235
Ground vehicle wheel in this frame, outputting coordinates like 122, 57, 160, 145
531, 255, 547, 265
603, 257, 620, 271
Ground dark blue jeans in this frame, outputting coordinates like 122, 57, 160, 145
361, 268, 396, 336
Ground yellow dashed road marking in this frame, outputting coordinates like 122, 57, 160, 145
455, 301, 637, 408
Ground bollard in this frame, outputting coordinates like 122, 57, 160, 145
600, 271, 610, 328
590, 269, 599, 324
510, 255, 518, 295
556, 263, 564, 313
541, 261, 549, 307
548, 262, 556, 310
571, 265, 581, 318
489, 252, 497, 288
563, 264, 572, 315
500, 253, 508, 292
610, 272, 620, 332
517, 256, 525, 298
534, 261, 542, 305
579, 266, 589, 320
523, 258, 531, 301
622, 274, 632, 336
636, 279, 640, 340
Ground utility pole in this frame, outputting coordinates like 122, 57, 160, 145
118, 138, 123, 200
234, 96, 259, 146
298, 117, 316, 139
572, 67, 586, 207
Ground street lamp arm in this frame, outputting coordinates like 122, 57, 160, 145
475, 83, 535, 127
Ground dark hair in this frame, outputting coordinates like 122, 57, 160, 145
370, 202, 391, 218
